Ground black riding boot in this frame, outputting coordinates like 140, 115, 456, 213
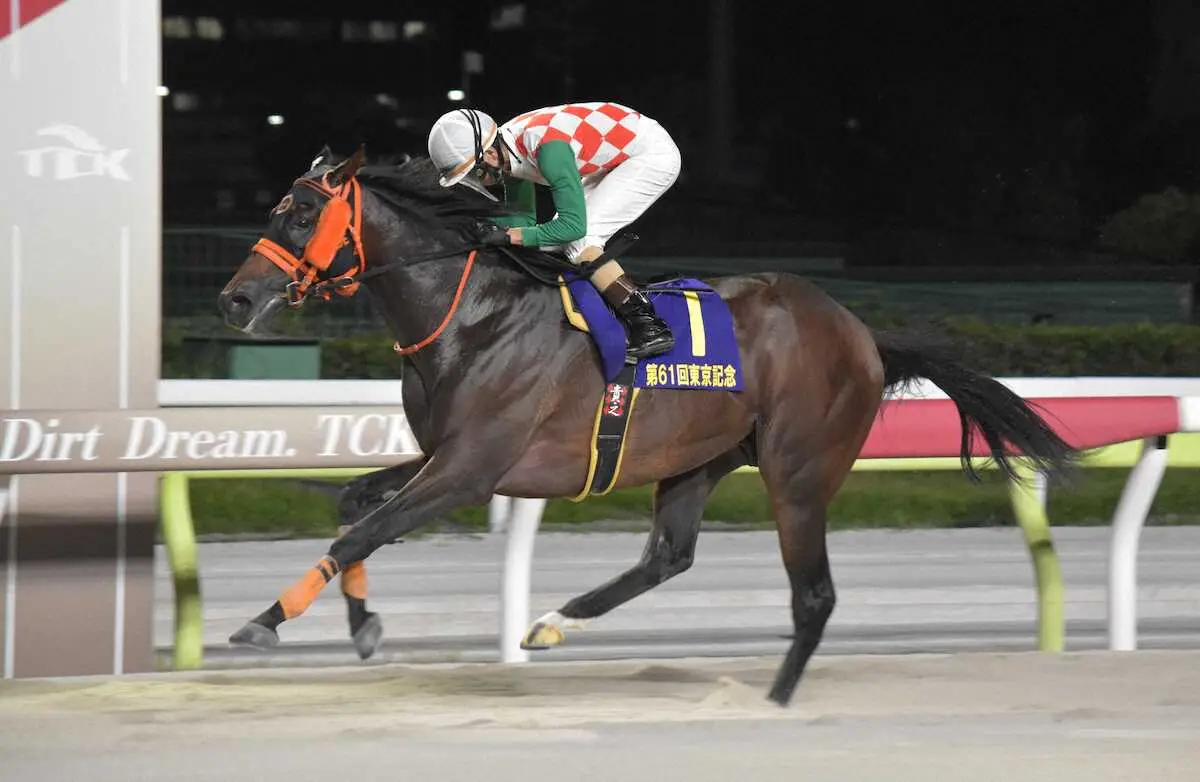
601, 274, 675, 360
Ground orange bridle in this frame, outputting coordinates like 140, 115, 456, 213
253, 171, 366, 306
251, 159, 491, 357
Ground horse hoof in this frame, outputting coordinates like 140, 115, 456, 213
352, 613, 384, 660
520, 611, 579, 650
520, 621, 565, 650
228, 621, 279, 651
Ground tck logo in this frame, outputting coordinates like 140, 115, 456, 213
19, 124, 130, 181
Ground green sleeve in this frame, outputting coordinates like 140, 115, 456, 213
518, 140, 587, 247
491, 177, 538, 229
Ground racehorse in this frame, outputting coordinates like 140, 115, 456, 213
216, 145, 1078, 707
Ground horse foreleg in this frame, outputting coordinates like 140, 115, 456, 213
337, 531, 381, 661
522, 448, 746, 650
335, 460, 427, 660
337, 459, 426, 527
229, 443, 505, 650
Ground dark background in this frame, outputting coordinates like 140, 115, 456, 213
159, 1, 1200, 329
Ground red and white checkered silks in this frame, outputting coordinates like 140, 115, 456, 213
503, 102, 643, 176
499, 102, 682, 262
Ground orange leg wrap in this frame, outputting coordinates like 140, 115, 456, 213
278, 555, 340, 620
340, 561, 368, 601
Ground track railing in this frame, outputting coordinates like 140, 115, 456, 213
5, 378, 1198, 670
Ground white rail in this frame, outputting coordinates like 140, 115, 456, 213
1108, 436, 1170, 650
161, 376, 1200, 407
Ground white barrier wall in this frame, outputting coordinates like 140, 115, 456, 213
2, 0, 162, 679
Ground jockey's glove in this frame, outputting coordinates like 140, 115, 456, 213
470, 220, 512, 247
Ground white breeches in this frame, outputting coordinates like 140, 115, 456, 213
539, 116, 682, 263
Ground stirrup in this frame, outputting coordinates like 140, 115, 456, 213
625, 334, 675, 362
598, 271, 675, 360
623, 308, 675, 361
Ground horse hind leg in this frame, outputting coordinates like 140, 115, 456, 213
521, 447, 746, 650
758, 404, 872, 706
765, 492, 835, 706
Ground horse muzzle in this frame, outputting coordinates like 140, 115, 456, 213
218, 277, 284, 334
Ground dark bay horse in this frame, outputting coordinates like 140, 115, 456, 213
216, 146, 1077, 706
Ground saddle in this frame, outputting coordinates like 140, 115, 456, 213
497, 235, 745, 501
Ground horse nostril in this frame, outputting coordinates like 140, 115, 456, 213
223, 291, 253, 314
219, 289, 254, 319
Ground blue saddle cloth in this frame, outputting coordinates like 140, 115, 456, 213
561, 273, 744, 391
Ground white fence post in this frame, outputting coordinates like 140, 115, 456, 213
499, 497, 546, 663
1108, 435, 1169, 651
489, 494, 513, 533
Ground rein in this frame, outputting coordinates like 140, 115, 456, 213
392, 249, 478, 356
251, 169, 636, 358
385, 239, 633, 357
251, 168, 484, 312
253, 171, 486, 357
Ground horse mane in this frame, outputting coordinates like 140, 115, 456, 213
340, 154, 519, 233
311, 150, 576, 281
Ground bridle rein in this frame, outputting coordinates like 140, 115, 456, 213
249, 167, 482, 356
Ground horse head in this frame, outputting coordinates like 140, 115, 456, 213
217, 144, 368, 334
217, 143, 527, 336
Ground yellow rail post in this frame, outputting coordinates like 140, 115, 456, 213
1007, 464, 1065, 652
159, 472, 203, 670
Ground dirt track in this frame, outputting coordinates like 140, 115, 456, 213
1, 650, 1197, 781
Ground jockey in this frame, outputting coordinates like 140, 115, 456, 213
426, 101, 681, 360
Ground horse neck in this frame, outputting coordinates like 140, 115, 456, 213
356, 189, 507, 378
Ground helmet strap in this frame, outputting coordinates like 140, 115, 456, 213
459, 108, 510, 185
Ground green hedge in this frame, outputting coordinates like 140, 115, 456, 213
316, 319, 1200, 376
188, 467, 1200, 540
163, 321, 1200, 379
938, 322, 1200, 376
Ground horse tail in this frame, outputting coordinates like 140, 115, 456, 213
871, 328, 1078, 482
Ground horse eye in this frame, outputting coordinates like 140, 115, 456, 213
292, 206, 316, 227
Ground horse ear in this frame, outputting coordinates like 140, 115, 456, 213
310, 144, 333, 170
328, 144, 366, 186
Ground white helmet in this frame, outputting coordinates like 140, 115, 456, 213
427, 108, 499, 196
